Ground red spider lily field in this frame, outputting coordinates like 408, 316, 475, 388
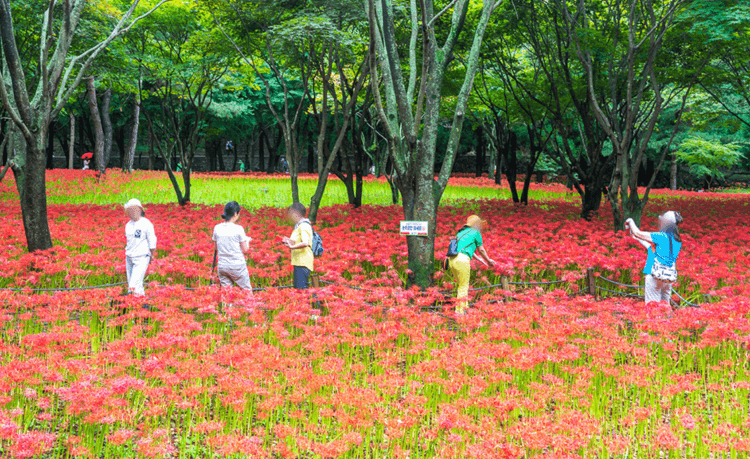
2, 171, 750, 458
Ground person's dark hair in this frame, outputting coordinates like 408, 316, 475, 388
222, 201, 241, 221
289, 202, 306, 217
663, 211, 683, 256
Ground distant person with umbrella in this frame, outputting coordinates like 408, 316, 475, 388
82, 152, 93, 170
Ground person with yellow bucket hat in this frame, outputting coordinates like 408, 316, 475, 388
447, 215, 496, 314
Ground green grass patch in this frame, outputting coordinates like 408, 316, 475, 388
18, 173, 580, 208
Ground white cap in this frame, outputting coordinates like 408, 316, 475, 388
660, 210, 678, 226
124, 198, 144, 211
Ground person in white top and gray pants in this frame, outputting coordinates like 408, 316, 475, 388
124, 199, 157, 296
212, 201, 253, 291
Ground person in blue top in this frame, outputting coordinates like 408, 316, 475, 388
626, 210, 684, 304
448, 215, 496, 315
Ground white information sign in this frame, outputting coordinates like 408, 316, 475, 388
400, 221, 429, 236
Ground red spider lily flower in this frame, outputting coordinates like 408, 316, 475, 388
7, 431, 56, 458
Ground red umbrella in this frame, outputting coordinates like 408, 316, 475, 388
81, 152, 93, 159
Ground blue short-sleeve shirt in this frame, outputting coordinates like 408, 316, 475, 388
651, 232, 682, 267
643, 245, 655, 275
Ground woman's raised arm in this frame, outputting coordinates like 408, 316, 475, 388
626, 219, 653, 243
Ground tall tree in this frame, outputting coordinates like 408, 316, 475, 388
210, 0, 312, 203
123, 92, 140, 173
85, 76, 105, 173
302, 4, 371, 222
370, 0, 504, 287
559, 0, 704, 229
480, 0, 612, 218
138, 2, 228, 205
691, 0, 750, 130
0, 0, 166, 251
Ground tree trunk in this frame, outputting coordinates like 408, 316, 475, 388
488, 150, 496, 180
402, 179, 438, 287
231, 143, 238, 171
101, 87, 113, 171
258, 129, 266, 172
290, 169, 300, 203
181, 168, 191, 203
519, 128, 544, 205
353, 132, 365, 207
389, 180, 399, 204
670, 151, 677, 190
1, 120, 7, 166
244, 140, 250, 172
147, 129, 154, 170
80, 107, 94, 154
206, 138, 215, 171
581, 184, 604, 221
250, 136, 259, 171
124, 99, 140, 172
266, 128, 281, 174
217, 142, 225, 171
486, 121, 500, 181
18, 139, 54, 251
475, 126, 484, 177
46, 121, 55, 169
68, 114, 75, 169
307, 138, 315, 173
519, 159, 537, 205
85, 77, 105, 174
506, 132, 519, 203
115, 126, 125, 168
309, 103, 358, 222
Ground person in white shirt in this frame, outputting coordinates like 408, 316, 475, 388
212, 201, 253, 291
124, 199, 157, 296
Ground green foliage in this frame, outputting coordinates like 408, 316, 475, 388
676, 136, 745, 188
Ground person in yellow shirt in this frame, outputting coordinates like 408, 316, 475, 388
449, 215, 496, 314
281, 202, 314, 289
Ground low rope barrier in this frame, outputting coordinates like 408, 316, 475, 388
598, 276, 644, 290
319, 281, 375, 292
508, 279, 568, 286
0, 281, 128, 292
0, 267, 707, 310
468, 283, 504, 293
672, 290, 700, 308
597, 286, 644, 299
252, 285, 296, 292
594, 272, 701, 308
153, 284, 296, 293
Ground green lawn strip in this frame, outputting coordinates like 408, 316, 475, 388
37, 176, 577, 208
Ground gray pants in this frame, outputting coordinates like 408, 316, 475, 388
218, 265, 252, 290
645, 274, 672, 304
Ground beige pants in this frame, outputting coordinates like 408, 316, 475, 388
449, 253, 472, 314
645, 274, 671, 304
217, 265, 253, 290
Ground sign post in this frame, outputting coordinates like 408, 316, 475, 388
400, 221, 429, 237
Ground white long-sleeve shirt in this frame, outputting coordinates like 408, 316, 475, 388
125, 218, 157, 258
